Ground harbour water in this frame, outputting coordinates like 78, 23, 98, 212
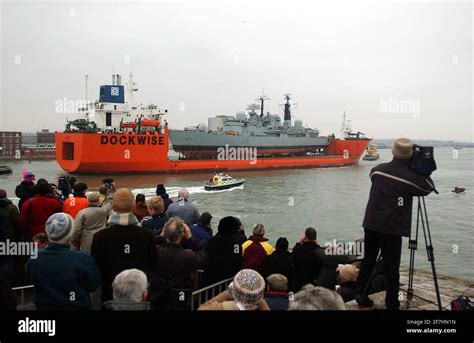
1, 147, 473, 280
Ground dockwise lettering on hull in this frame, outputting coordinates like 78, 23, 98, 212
100, 135, 164, 146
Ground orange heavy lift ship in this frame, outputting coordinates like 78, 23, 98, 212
55, 74, 370, 174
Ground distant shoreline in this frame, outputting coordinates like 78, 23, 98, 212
373, 140, 474, 149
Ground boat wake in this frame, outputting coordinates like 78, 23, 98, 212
132, 184, 244, 198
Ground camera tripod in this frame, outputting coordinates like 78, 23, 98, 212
406, 195, 442, 310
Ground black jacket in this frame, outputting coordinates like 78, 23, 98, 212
90, 224, 155, 302
161, 196, 174, 212
363, 158, 433, 237
291, 241, 324, 292
15, 181, 36, 212
260, 250, 293, 282
202, 232, 243, 286
148, 239, 207, 309
314, 248, 350, 290
0, 275, 16, 311
0, 198, 19, 242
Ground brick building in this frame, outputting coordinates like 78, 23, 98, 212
0, 131, 22, 158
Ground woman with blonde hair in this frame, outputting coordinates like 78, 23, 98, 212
141, 196, 167, 235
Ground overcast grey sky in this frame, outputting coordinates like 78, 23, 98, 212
1, 1, 472, 141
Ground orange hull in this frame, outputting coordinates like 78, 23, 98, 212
55, 130, 370, 174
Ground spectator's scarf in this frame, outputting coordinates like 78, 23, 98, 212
107, 212, 140, 227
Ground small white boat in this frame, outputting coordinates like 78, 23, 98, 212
205, 173, 245, 191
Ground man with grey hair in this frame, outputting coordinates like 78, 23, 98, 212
148, 217, 207, 310
288, 284, 346, 310
103, 269, 151, 310
165, 188, 200, 226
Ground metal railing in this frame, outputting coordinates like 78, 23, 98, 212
12, 285, 34, 307
190, 277, 233, 310
12, 276, 234, 311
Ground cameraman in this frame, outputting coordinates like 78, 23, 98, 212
57, 175, 77, 200
356, 138, 433, 310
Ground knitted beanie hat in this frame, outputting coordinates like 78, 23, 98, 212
228, 269, 265, 305
22, 170, 36, 182
45, 213, 74, 243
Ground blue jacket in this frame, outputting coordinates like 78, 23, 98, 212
264, 292, 289, 310
26, 243, 101, 310
141, 213, 167, 234
189, 223, 212, 245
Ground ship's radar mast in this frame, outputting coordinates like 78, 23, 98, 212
246, 103, 260, 116
283, 94, 292, 128
256, 90, 270, 117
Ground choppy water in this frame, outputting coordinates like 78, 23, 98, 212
1, 147, 473, 280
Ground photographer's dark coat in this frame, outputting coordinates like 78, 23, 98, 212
148, 239, 207, 309
363, 158, 433, 237
15, 181, 36, 212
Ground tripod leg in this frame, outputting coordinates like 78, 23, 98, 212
420, 197, 443, 310
406, 198, 420, 305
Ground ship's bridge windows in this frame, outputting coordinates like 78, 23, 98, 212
62, 142, 74, 161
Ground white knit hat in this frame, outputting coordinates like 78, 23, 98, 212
45, 213, 74, 243
228, 269, 265, 305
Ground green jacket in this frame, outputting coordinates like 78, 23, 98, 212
0, 198, 19, 241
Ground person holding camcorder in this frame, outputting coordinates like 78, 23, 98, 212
99, 178, 116, 215
355, 138, 434, 310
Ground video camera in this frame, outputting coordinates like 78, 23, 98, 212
102, 178, 115, 193
57, 175, 76, 199
409, 145, 437, 177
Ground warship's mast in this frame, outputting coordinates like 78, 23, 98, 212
256, 91, 270, 117
283, 94, 292, 127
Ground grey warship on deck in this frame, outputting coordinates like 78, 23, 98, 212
169, 94, 337, 159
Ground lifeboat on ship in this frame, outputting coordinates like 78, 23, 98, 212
141, 119, 161, 127
120, 120, 138, 130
